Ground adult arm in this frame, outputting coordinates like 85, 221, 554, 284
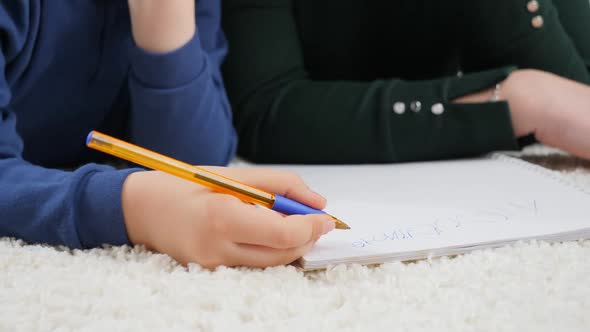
222, 0, 519, 164
552, 0, 590, 77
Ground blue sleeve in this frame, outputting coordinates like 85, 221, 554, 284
0, 101, 137, 250
0, 2, 136, 249
127, 0, 237, 165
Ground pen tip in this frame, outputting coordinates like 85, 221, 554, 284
327, 214, 351, 230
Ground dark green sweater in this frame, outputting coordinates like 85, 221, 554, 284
222, 0, 590, 164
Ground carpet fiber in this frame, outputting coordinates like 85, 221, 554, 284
2, 145, 590, 332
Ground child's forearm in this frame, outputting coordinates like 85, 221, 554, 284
126, 0, 237, 165
128, 0, 195, 53
0, 157, 138, 249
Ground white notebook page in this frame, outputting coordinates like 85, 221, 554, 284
272, 155, 590, 268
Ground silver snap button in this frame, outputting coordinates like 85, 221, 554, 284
410, 101, 422, 112
531, 15, 544, 29
527, 0, 540, 13
393, 102, 406, 114
431, 103, 444, 115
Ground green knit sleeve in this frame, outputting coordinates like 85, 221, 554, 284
222, 0, 519, 164
461, 0, 590, 85
552, 0, 590, 78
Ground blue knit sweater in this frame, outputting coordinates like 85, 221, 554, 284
0, 1, 236, 248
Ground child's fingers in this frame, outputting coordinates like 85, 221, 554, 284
214, 197, 333, 249
229, 239, 318, 268
252, 169, 327, 210
201, 166, 327, 210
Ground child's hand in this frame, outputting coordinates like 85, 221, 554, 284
121, 168, 335, 269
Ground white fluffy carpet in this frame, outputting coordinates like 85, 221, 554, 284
2, 145, 590, 332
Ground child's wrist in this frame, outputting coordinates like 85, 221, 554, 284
121, 171, 152, 248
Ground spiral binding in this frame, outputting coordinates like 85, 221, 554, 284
489, 152, 590, 196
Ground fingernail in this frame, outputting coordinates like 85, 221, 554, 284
309, 187, 326, 201
322, 219, 335, 234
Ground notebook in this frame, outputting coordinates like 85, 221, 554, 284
267, 154, 590, 270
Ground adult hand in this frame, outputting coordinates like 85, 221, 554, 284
456, 69, 590, 160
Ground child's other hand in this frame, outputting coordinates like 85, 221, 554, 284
121, 168, 335, 269
128, 0, 195, 53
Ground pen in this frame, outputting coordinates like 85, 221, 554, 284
86, 131, 350, 230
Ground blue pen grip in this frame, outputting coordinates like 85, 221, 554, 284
272, 195, 326, 216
